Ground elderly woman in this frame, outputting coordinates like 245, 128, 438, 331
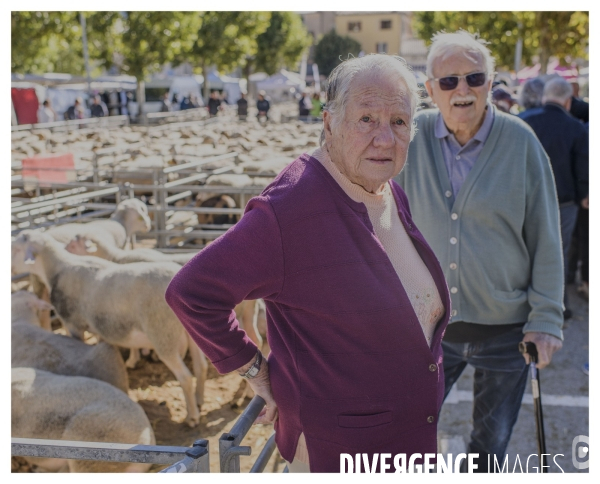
166, 54, 450, 473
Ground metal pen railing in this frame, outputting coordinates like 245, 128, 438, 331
11, 437, 209, 473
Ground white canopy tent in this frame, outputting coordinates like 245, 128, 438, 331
255, 70, 306, 102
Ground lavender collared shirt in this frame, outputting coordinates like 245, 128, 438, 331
435, 103, 495, 196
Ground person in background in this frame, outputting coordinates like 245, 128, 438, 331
396, 30, 563, 472
190, 94, 200, 109
256, 90, 270, 121
160, 92, 172, 112
166, 54, 450, 473
37, 99, 57, 123
64, 97, 85, 120
569, 80, 589, 123
310, 92, 322, 119
298, 91, 311, 118
90, 95, 108, 118
237, 92, 248, 121
180, 93, 194, 111
517, 77, 545, 119
491, 85, 516, 114
207, 91, 222, 117
521, 76, 589, 321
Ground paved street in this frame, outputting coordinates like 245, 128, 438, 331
438, 282, 589, 473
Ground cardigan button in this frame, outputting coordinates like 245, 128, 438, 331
429, 364, 437, 372
451, 213, 458, 220
445, 190, 452, 198
450, 237, 457, 245
450, 263, 457, 270
427, 416, 435, 423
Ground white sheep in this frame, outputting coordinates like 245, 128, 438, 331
12, 230, 207, 427
12, 367, 155, 472
11, 291, 129, 394
65, 234, 196, 265
25, 198, 152, 329
65, 236, 266, 356
45, 197, 151, 249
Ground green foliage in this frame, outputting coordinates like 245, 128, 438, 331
189, 12, 270, 73
253, 12, 312, 75
12, 12, 84, 74
413, 11, 588, 72
120, 12, 199, 80
314, 29, 362, 77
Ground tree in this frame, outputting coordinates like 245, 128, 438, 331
188, 12, 270, 100
12, 12, 87, 75
252, 12, 312, 75
314, 29, 362, 77
119, 12, 201, 112
413, 12, 589, 73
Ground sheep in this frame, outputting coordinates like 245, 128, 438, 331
11, 291, 129, 393
25, 198, 152, 329
65, 235, 262, 349
12, 367, 155, 472
12, 230, 207, 427
195, 194, 239, 225
65, 234, 197, 265
45, 197, 151, 249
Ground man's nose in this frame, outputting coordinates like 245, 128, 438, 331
455, 77, 470, 94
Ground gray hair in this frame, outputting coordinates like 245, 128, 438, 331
319, 54, 421, 147
543, 76, 573, 104
519, 77, 545, 109
426, 30, 496, 79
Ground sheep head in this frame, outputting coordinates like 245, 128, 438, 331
113, 198, 151, 236
11, 230, 48, 277
65, 235, 98, 255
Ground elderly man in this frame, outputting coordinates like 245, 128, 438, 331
395, 31, 563, 472
522, 76, 589, 318
517, 77, 545, 119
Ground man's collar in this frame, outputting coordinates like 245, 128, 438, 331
544, 101, 570, 114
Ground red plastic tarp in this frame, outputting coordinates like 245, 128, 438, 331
11, 87, 39, 125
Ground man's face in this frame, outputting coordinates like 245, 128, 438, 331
426, 50, 492, 135
324, 71, 413, 193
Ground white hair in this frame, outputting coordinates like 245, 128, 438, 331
542, 76, 573, 104
320, 54, 421, 146
426, 30, 496, 79
519, 77, 545, 109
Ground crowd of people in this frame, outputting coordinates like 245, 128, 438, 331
166, 30, 588, 473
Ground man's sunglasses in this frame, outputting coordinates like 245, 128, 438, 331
429, 72, 487, 91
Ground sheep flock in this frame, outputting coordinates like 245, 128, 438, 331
11, 105, 321, 473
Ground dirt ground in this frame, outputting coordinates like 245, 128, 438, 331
12, 348, 286, 473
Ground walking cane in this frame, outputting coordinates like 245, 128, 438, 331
518, 341, 547, 473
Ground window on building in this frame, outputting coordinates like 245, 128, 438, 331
376, 43, 388, 54
381, 20, 392, 29
348, 22, 361, 32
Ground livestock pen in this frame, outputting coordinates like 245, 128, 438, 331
11, 106, 317, 473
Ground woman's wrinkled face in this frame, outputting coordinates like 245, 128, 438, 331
324, 71, 413, 193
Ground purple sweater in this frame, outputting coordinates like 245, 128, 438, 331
165, 154, 451, 472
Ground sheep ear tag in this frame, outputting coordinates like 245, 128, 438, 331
24, 246, 36, 264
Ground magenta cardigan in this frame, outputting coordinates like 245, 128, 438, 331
165, 154, 451, 472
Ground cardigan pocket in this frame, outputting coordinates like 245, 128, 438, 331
338, 411, 392, 428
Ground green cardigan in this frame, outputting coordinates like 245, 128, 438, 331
395, 108, 563, 340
